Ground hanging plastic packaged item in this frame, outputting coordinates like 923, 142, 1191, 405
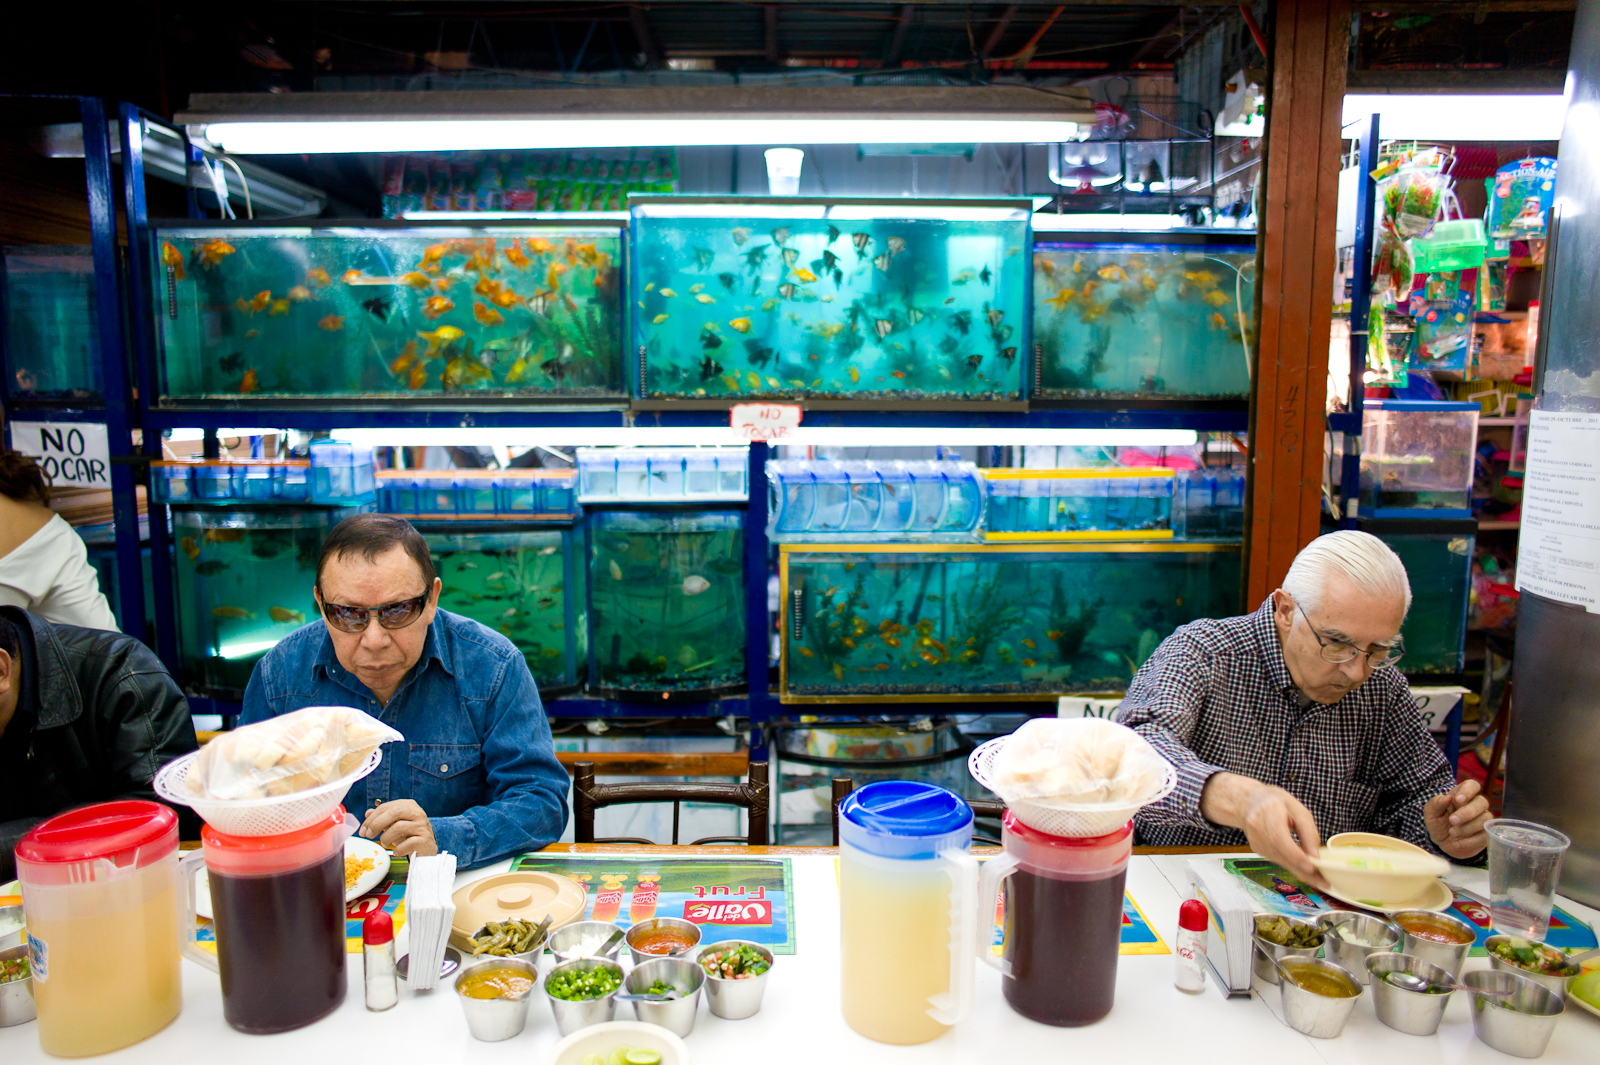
1377, 148, 1452, 239
1486, 157, 1557, 240
1371, 225, 1414, 306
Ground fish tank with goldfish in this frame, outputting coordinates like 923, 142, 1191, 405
419, 524, 587, 695
149, 221, 624, 403
2, 246, 103, 403
630, 197, 1030, 402
779, 542, 1241, 699
172, 507, 349, 695
587, 508, 746, 699
1032, 234, 1256, 400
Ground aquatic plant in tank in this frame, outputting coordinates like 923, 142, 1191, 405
631, 198, 1030, 401
2, 246, 103, 401
172, 508, 345, 694
1032, 240, 1255, 400
587, 509, 746, 698
781, 544, 1241, 698
422, 525, 587, 695
151, 224, 624, 400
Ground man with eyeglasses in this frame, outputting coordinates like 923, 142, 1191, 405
1116, 530, 1487, 888
241, 514, 569, 867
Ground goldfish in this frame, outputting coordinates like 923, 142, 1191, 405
318, 314, 344, 331
1021, 638, 1036, 649
842, 638, 856, 650
1141, 273, 1159, 291
286, 285, 314, 302
504, 356, 533, 384
1203, 289, 1232, 308
306, 267, 331, 287
526, 237, 555, 256
441, 355, 491, 390
545, 263, 569, 290
417, 243, 450, 270
268, 298, 291, 316
269, 607, 305, 624
794, 268, 817, 283
695, 293, 716, 305
1210, 312, 1228, 330
799, 647, 815, 658
1097, 264, 1127, 281
1034, 255, 1055, 278
847, 366, 861, 383
1021, 658, 1037, 668
401, 271, 433, 290
179, 536, 200, 562
1044, 288, 1076, 311
245, 290, 271, 313
433, 275, 456, 291
473, 276, 500, 299
573, 242, 600, 266
160, 241, 186, 280
211, 606, 255, 619
1183, 270, 1219, 290
884, 636, 902, 648
205, 528, 244, 543
240, 368, 259, 393
341, 269, 369, 285
473, 303, 504, 326
197, 240, 235, 268
422, 296, 454, 320
504, 243, 531, 270
417, 325, 465, 354
875, 663, 891, 671
408, 360, 429, 390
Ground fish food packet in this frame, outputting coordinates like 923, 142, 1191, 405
990, 717, 1172, 807
187, 705, 403, 800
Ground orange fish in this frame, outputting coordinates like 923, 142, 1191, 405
884, 636, 901, 648
401, 271, 432, 290
422, 296, 454, 320
407, 360, 429, 390
526, 237, 555, 256
197, 240, 235, 268
490, 288, 520, 309
248, 290, 272, 313
545, 263, 569, 290
341, 269, 369, 285
417, 243, 450, 271
465, 250, 495, 276
891, 370, 907, 379
473, 303, 504, 326
433, 275, 456, 291
160, 241, 186, 281
318, 314, 345, 331
504, 243, 531, 270
239, 368, 258, 394
573, 242, 599, 266
388, 341, 421, 375
286, 285, 314, 302
474, 276, 501, 299
305, 267, 331, 287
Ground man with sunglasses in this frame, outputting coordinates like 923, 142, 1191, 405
241, 514, 568, 867
1116, 530, 1487, 889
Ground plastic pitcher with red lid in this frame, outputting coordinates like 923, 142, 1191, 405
179, 806, 356, 1033
15, 801, 182, 1056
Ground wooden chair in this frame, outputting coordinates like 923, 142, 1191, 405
830, 778, 1003, 846
572, 761, 769, 846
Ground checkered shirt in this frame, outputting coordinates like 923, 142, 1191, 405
1113, 599, 1454, 855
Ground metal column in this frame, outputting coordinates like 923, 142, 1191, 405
744, 440, 771, 762
1337, 114, 1381, 528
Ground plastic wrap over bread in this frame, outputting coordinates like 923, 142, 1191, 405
989, 717, 1172, 807
186, 705, 403, 800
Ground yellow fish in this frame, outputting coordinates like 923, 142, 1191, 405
441, 355, 491, 390
793, 268, 817, 283
659, 288, 678, 298
160, 241, 186, 280
197, 240, 235, 268
609, 559, 623, 581
417, 325, 465, 354
545, 263, 568, 290
268, 298, 291, 316
695, 293, 716, 304
286, 285, 314, 302
422, 296, 454, 320
728, 317, 752, 333
318, 314, 344, 331
848, 365, 860, 383
269, 606, 305, 624
179, 536, 200, 562
504, 356, 533, 384
761, 298, 779, 311
1097, 264, 1127, 281
652, 313, 671, 324
1141, 273, 1158, 291
833, 662, 845, 681
401, 271, 433, 290
688, 283, 705, 294
1044, 289, 1076, 311
526, 237, 555, 256
747, 371, 761, 389
798, 647, 814, 658
473, 302, 504, 326
1183, 270, 1219, 290
721, 374, 740, 392
1021, 658, 1036, 668
645, 282, 655, 292
306, 267, 331, 287
211, 606, 255, 619
1203, 289, 1232, 308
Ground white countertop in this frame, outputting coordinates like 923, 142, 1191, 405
4, 853, 1597, 1064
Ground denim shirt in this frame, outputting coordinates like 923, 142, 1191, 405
241, 609, 569, 868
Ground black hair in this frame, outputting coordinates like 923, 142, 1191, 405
0, 615, 20, 661
0, 448, 50, 504
315, 514, 436, 591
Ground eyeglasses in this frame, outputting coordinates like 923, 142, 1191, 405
319, 591, 430, 633
1294, 601, 1403, 668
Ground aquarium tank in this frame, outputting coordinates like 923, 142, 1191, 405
150, 222, 624, 401
1353, 520, 1474, 675
630, 197, 1030, 402
1359, 400, 1478, 516
172, 508, 347, 695
2, 246, 102, 402
420, 524, 587, 696
981, 468, 1173, 540
780, 543, 1241, 699
1032, 236, 1255, 400
587, 508, 746, 699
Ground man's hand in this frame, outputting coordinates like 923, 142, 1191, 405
1201, 772, 1328, 890
1424, 778, 1490, 859
361, 799, 438, 858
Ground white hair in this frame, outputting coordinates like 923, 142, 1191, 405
1280, 530, 1412, 617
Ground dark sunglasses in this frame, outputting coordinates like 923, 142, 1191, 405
318, 591, 429, 633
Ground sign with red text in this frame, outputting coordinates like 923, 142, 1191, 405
730, 402, 802, 441
684, 898, 773, 926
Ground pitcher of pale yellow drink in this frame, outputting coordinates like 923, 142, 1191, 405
15, 802, 182, 1056
838, 781, 977, 1045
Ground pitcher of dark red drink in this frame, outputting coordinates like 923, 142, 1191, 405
977, 812, 1133, 1026
179, 807, 356, 1033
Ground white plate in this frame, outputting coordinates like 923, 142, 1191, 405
1571, 988, 1600, 1020
194, 838, 391, 920
1321, 876, 1453, 915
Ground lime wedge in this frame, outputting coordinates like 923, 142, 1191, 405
626, 1052, 663, 1065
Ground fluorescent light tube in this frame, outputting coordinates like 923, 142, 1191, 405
1341, 94, 1566, 142
326, 427, 1198, 449
200, 118, 1079, 155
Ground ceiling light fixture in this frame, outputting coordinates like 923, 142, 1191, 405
1341, 94, 1566, 142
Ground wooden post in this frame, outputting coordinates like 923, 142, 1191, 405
573, 761, 597, 844
1246, 0, 1349, 604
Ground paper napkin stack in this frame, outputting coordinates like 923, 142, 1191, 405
404, 853, 458, 991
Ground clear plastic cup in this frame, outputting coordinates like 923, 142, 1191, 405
1485, 818, 1571, 940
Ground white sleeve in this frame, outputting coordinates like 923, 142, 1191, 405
0, 516, 120, 632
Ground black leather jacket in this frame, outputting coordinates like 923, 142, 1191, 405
1, 608, 198, 879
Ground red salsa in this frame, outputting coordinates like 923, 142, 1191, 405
1395, 913, 1473, 945
631, 929, 696, 956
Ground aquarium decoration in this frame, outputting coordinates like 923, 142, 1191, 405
1032, 239, 1255, 400
780, 543, 1241, 700
587, 508, 746, 699
2, 246, 102, 402
422, 524, 587, 695
630, 197, 1030, 402
150, 222, 624, 401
